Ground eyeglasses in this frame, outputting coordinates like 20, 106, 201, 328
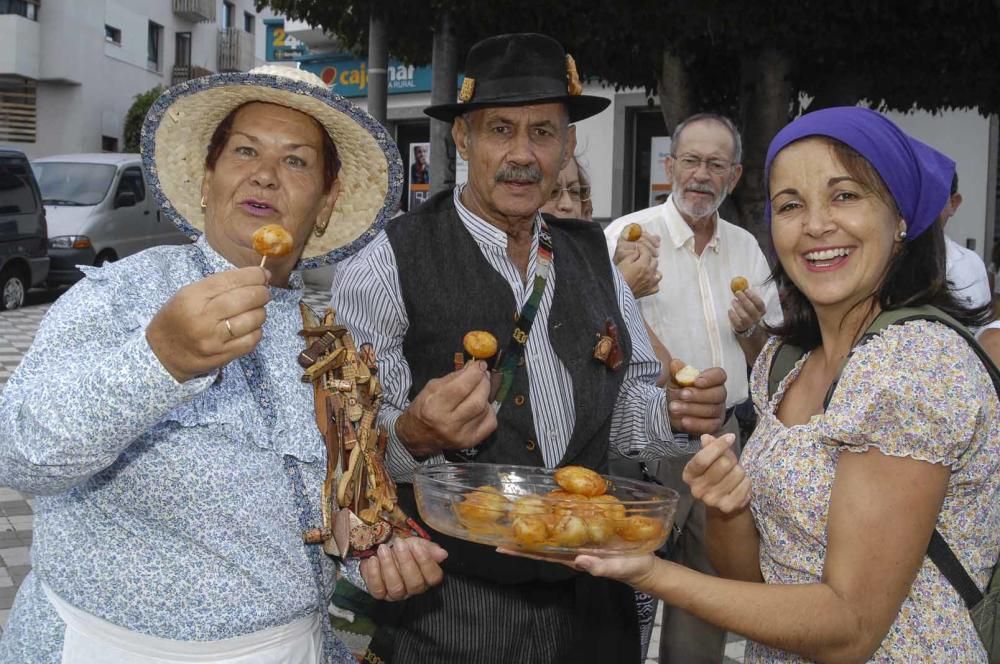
673, 154, 733, 176
548, 185, 592, 203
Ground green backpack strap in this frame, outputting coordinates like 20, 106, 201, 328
767, 341, 806, 401
767, 305, 1000, 405
859, 305, 1000, 401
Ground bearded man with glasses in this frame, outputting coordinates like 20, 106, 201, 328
604, 113, 783, 664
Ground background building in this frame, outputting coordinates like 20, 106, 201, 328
0, 0, 279, 158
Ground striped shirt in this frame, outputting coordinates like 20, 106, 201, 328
330, 188, 691, 481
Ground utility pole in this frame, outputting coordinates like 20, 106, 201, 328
366, 3, 388, 125
429, 10, 458, 195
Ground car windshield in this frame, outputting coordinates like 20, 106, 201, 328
31, 162, 117, 206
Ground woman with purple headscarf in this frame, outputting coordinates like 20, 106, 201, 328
545, 107, 1000, 661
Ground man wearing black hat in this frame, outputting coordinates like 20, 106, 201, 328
332, 33, 727, 663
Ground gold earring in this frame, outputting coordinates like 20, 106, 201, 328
313, 216, 330, 237
200, 195, 207, 210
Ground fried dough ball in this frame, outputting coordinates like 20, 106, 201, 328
463, 331, 498, 360
510, 495, 549, 520
730, 276, 749, 294
550, 514, 589, 547
554, 466, 607, 498
590, 494, 627, 521
511, 515, 549, 546
620, 223, 642, 242
586, 516, 616, 545
454, 485, 509, 527
252, 224, 294, 257
616, 515, 664, 542
673, 364, 701, 387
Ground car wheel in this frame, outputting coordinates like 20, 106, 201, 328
95, 250, 117, 267
0, 266, 28, 311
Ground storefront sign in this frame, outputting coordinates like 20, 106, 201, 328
299, 55, 433, 97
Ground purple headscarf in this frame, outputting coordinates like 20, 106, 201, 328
764, 106, 955, 241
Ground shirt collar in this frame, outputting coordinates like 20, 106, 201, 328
194, 235, 304, 301
664, 194, 722, 253
453, 185, 540, 249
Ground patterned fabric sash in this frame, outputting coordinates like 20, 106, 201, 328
492, 218, 554, 407
189, 248, 340, 663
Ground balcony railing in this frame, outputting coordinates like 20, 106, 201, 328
171, 64, 213, 86
217, 28, 254, 73
172, 0, 214, 23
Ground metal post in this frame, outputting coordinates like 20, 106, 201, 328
366, 4, 388, 126
429, 10, 458, 195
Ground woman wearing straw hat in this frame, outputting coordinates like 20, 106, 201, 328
0, 66, 445, 663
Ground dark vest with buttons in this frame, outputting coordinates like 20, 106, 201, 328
386, 190, 631, 584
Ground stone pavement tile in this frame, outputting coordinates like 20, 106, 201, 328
0, 568, 11, 588
7, 566, 29, 585
725, 638, 746, 661
7, 516, 33, 531
0, 489, 23, 502
17, 531, 32, 547
0, 530, 19, 545
0, 586, 16, 610
0, 547, 29, 568
0, 501, 32, 516
0, 608, 9, 630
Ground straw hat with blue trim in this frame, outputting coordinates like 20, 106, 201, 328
141, 65, 403, 269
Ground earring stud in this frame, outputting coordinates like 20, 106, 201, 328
200, 195, 207, 210
898, 229, 907, 240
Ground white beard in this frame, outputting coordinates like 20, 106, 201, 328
675, 187, 727, 220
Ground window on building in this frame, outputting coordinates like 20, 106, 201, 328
222, 1, 235, 28
101, 136, 119, 153
105, 24, 121, 45
0, 77, 36, 144
0, 0, 39, 21
244, 11, 255, 34
147, 21, 162, 71
175, 32, 191, 68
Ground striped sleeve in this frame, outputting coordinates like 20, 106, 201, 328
329, 235, 445, 481
607, 265, 695, 459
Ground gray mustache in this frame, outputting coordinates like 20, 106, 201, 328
686, 184, 716, 194
495, 165, 542, 184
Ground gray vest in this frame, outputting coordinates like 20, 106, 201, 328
385, 190, 631, 584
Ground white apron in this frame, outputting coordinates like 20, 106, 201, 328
42, 581, 322, 664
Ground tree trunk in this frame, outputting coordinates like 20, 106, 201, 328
733, 47, 793, 256
430, 10, 458, 195
656, 48, 693, 134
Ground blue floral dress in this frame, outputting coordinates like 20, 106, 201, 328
0, 237, 360, 663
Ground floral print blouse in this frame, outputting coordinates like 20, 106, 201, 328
0, 237, 359, 663
742, 321, 1000, 662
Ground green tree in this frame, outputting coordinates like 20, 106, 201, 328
123, 85, 164, 153
258, 0, 1000, 240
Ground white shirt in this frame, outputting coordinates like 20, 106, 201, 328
331, 188, 689, 482
945, 235, 992, 309
604, 196, 782, 407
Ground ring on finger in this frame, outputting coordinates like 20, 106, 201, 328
224, 318, 235, 338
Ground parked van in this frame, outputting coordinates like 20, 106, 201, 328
0, 148, 48, 310
31, 153, 190, 284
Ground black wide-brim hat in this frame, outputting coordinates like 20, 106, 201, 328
424, 33, 610, 123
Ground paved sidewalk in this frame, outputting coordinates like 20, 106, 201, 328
0, 293, 746, 661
